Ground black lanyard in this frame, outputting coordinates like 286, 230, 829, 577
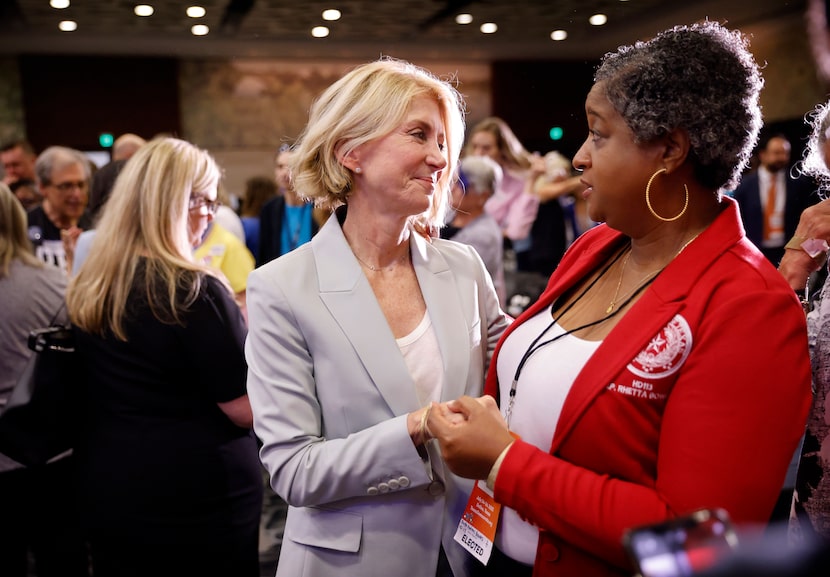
504, 244, 660, 426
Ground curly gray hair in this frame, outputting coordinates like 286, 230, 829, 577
595, 21, 763, 192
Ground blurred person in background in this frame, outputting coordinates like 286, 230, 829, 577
442, 155, 506, 306
239, 175, 278, 261
28, 146, 92, 272
1, 139, 37, 186
466, 116, 540, 273
0, 182, 90, 577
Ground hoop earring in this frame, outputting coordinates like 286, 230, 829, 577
645, 168, 689, 222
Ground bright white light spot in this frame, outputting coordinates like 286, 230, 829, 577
322, 9, 341, 21
551, 30, 567, 41
50, 0, 70, 9
134, 5, 154, 17
480, 22, 498, 34
589, 14, 607, 26
312, 26, 330, 38
191, 24, 209, 36
455, 13, 473, 25
58, 20, 77, 31
187, 6, 206, 18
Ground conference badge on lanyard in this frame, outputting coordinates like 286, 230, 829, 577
454, 480, 501, 564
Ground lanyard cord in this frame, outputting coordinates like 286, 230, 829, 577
504, 243, 661, 427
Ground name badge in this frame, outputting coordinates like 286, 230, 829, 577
454, 480, 501, 564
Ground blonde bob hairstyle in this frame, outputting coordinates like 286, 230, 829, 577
67, 137, 221, 341
290, 57, 466, 229
0, 181, 42, 278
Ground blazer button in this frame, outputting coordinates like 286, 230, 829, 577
540, 540, 560, 561
378, 482, 390, 493
398, 476, 411, 488
366, 486, 379, 496
427, 480, 445, 496
388, 478, 400, 490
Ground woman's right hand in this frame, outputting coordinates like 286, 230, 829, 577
427, 395, 514, 479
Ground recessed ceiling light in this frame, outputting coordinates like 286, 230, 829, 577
58, 20, 77, 32
187, 6, 206, 18
134, 5, 154, 17
50, 0, 70, 9
312, 26, 330, 38
480, 22, 497, 34
456, 14, 473, 25
589, 14, 607, 26
322, 9, 341, 21
191, 24, 209, 36
551, 30, 567, 41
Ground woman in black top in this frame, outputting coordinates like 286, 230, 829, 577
66, 137, 262, 577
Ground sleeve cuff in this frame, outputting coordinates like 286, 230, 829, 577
486, 440, 515, 492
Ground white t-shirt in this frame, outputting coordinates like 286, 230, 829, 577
494, 304, 602, 564
397, 311, 443, 407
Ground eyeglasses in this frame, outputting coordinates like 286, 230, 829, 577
50, 180, 88, 193
188, 196, 221, 216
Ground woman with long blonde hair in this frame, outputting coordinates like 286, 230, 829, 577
66, 137, 262, 577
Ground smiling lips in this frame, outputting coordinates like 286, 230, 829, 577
416, 175, 437, 190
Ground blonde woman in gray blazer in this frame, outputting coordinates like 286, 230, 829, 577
246, 58, 510, 577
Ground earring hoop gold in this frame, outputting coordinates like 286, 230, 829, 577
645, 168, 689, 222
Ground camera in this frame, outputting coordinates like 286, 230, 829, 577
623, 508, 739, 577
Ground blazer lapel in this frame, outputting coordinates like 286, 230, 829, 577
550, 200, 742, 451
313, 216, 420, 416
410, 234, 471, 402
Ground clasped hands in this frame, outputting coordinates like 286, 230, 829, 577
409, 395, 516, 480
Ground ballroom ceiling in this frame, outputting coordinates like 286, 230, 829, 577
0, 0, 808, 62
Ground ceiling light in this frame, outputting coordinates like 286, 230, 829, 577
322, 9, 341, 21
186, 6, 206, 18
589, 14, 607, 26
550, 30, 567, 41
50, 0, 70, 9
480, 22, 497, 34
455, 14, 473, 25
191, 24, 209, 36
312, 26, 330, 38
58, 20, 77, 32
134, 5, 154, 17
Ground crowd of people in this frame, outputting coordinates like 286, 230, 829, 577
0, 18, 829, 577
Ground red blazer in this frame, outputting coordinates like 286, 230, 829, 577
485, 198, 811, 577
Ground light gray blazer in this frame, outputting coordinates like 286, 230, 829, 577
246, 212, 510, 577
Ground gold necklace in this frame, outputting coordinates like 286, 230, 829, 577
606, 233, 700, 314
607, 249, 659, 314
353, 250, 409, 272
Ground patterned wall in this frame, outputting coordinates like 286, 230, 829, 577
0, 11, 825, 194
178, 59, 491, 197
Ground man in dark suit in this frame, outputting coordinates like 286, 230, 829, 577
256, 145, 322, 266
732, 134, 818, 265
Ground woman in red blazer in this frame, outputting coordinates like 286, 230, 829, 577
428, 22, 812, 577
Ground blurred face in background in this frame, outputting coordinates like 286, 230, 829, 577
41, 162, 89, 224
274, 150, 294, 194
759, 136, 791, 173
2, 145, 37, 185
469, 131, 500, 165
187, 192, 217, 248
